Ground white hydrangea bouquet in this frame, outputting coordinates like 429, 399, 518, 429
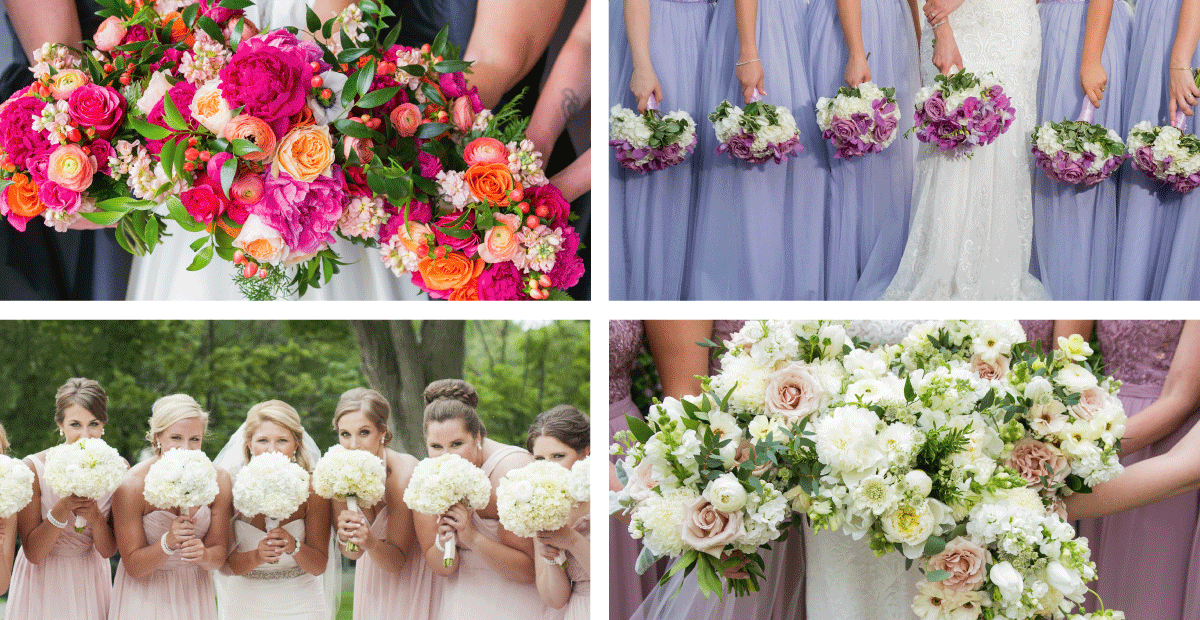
609, 97, 698, 173
815, 81, 902, 160
144, 448, 220, 512
709, 99, 804, 164
233, 451, 311, 530
1032, 102, 1126, 186
44, 437, 127, 530
312, 445, 386, 552
497, 460, 582, 566
404, 453, 492, 566
0, 454, 34, 518
568, 455, 589, 505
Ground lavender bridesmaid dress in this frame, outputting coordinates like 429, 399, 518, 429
5, 456, 112, 620
806, 0, 919, 300
1018, 319, 1053, 353
109, 507, 217, 620
1032, 0, 1131, 300
610, 0, 715, 300
1114, 0, 1200, 300
1076, 321, 1200, 618
438, 445, 546, 619
353, 505, 441, 620
686, 0, 828, 300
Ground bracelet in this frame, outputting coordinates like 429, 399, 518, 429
932, 19, 947, 29
735, 58, 759, 67
46, 511, 69, 529
160, 532, 176, 556
284, 542, 299, 557
434, 537, 445, 552
1172, 67, 1194, 72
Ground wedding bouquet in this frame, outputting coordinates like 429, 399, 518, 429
496, 460, 578, 539
0, 454, 34, 518
1126, 118, 1200, 193
232, 451, 310, 527
815, 82, 901, 160
568, 455, 589, 503
709, 99, 803, 164
144, 448, 220, 511
403, 453, 492, 566
910, 70, 1015, 157
609, 99, 697, 173
44, 437, 128, 529
312, 444, 385, 551
1032, 104, 1126, 186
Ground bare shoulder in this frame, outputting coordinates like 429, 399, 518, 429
386, 450, 419, 487
490, 443, 533, 480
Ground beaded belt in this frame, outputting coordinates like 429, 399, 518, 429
1039, 0, 1086, 4
245, 566, 306, 580
657, 0, 712, 4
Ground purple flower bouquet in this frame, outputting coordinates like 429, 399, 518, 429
908, 69, 1015, 158
709, 98, 803, 164
1031, 101, 1126, 186
609, 95, 697, 174
814, 82, 901, 160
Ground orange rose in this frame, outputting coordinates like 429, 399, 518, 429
288, 104, 315, 129
4, 173, 45, 219
417, 252, 482, 291
222, 115, 277, 162
397, 220, 433, 253
47, 144, 95, 192
161, 12, 194, 46
48, 69, 89, 101
448, 276, 479, 300
272, 124, 334, 182
464, 162, 515, 206
190, 80, 232, 135
463, 137, 508, 166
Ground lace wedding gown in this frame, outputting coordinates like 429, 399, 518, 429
881, 0, 1047, 300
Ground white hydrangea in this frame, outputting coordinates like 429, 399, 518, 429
232, 451, 310, 523
45, 438, 127, 528
0, 455, 34, 518
402, 452, 489, 515
496, 460, 578, 538
313, 444, 387, 509
144, 448, 220, 510
630, 486, 697, 557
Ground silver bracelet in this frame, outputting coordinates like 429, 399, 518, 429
284, 542, 299, 557
932, 19, 947, 29
160, 532, 176, 555
45, 510, 69, 529
735, 58, 760, 67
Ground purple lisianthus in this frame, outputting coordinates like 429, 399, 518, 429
220, 37, 312, 137
252, 164, 347, 254
477, 260, 525, 300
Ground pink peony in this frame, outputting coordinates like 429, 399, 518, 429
220, 37, 313, 137
417, 151, 442, 180
524, 183, 570, 229
547, 228, 584, 290
251, 165, 347, 254
67, 84, 126, 140
1007, 435, 1069, 489
147, 82, 198, 156
477, 261, 525, 300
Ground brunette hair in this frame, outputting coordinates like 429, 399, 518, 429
333, 388, 393, 444
422, 379, 485, 439
525, 405, 589, 453
55, 378, 108, 424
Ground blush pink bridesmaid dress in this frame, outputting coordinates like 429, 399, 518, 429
351, 504, 442, 620
108, 506, 216, 620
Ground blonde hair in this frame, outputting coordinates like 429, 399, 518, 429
333, 388, 393, 444
146, 394, 209, 453
422, 379, 485, 439
55, 378, 108, 424
0, 422, 8, 455
243, 400, 314, 471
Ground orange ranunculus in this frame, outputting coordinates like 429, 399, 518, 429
451, 96, 475, 133
389, 103, 421, 137
464, 162, 514, 206
462, 137, 508, 166
5, 173, 45, 219
161, 12, 194, 46
273, 124, 334, 182
448, 275, 480, 301
477, 212, 520, 263
288, 104, 315, 129
417, 252, 480, 291
222, 115, 277, 162
48, 69, 89, 101
397, 220, 433, 253
47, 144, 95, 192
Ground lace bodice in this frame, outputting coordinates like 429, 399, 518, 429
847, 320, 924, 346
1097, 321, 1184, 387
610, 320, 645, 403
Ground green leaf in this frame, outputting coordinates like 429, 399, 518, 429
625, 415, 652, 444
399, 63, 426, 77
196, 15, 226, 44
180, 2, 199, 26
433, 59, 471, 74
430, 25, 450, 59
219, 156, 238, 199
129, 117, 171, 140
434, 224, 472, 239
336, 47, 371, 64
166, 197, 207, 233
356, 59, 377, 104
382, 20, 402, 50
305, 6, 321, 32
163, 94, 188, 131
321, 18, 334, 41
356, 86, 400, 110
922, 535, 946, 557
173, 140, 188, 180
421, 82, 446, 107
217, 0, 254, 9
634, 546, 659, 576
160, 139, 178, 178
927, 570, 952, 582
332, 118, 376, 139
662, 550, 697, 580
415, 122, 452, 139
187, 245, 214, 271
230, 138, 263, 157
341, 68, 361, 107
229, 16, 244, 51
80, 210, 126, 226
358, 0, 378, 12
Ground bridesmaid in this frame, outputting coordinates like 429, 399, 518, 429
0, 423, 15, 596
525, 405, 590, 619
7, 378, 119, 620
109, 394, 233, 620
332, 388, 438, 620
1113, 0, 1200, 299
1032, 0, 1131, 300
217, 401, 332, 620
1066, 321, 1200, 619
808, 0, 920, 300
414, 379, 546, 618
687, 0, 829, 300
610, 0, 714, 300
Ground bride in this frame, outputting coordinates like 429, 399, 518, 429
123, 0, 422, 301
881, 0, 1047, 300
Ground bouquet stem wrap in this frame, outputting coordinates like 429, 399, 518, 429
346, 496, 361, 553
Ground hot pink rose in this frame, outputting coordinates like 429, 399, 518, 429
463, 137, 508, 166
679, 497, 745, 556
68, 84, 126, 140
764, 362, 825, 421
924, 536, 988, 592
89, 139, 113, 176
37, 181, 81, 214
180, 173, 233, 224
970, 353, 1009, 381
1007, 435, 1069, 489
94, 16, 127, 51
389, 102, 421, 137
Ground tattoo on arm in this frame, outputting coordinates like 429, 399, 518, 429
560, 89, 583, 120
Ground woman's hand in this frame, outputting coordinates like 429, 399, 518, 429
922, 0, 963, 25
536, 525, 580, 554
1080, 61, 1108, 109
845, 54, 871, 87
932, 32, 963, 76
166, 514, 194, 550
270, 527, 297, 556
736, 58, 766, 104
255, 532, 284, 565
629, 66, 663, 113
439, 504, 477, 548
178, 536, 206, 563
1170, 66, 1200, 120
336, 509, 370, 549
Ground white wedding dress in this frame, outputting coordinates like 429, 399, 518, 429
124, 0, 422, 301
881, 0, 1047, 300
215, 520, 330, 620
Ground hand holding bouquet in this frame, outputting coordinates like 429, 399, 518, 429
312, 444, 385, 552
44, 437, 127, 530
815, 82, 901, 160
1032, 102, 1126, 186
403, 453, 491, 566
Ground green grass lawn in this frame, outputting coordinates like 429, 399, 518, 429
335, 591, 354, 620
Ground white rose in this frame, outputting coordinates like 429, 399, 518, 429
137, 71, 173, 116
990, 561, 1025, 600
702, 473, 749, 513
904, 470, 933, 498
